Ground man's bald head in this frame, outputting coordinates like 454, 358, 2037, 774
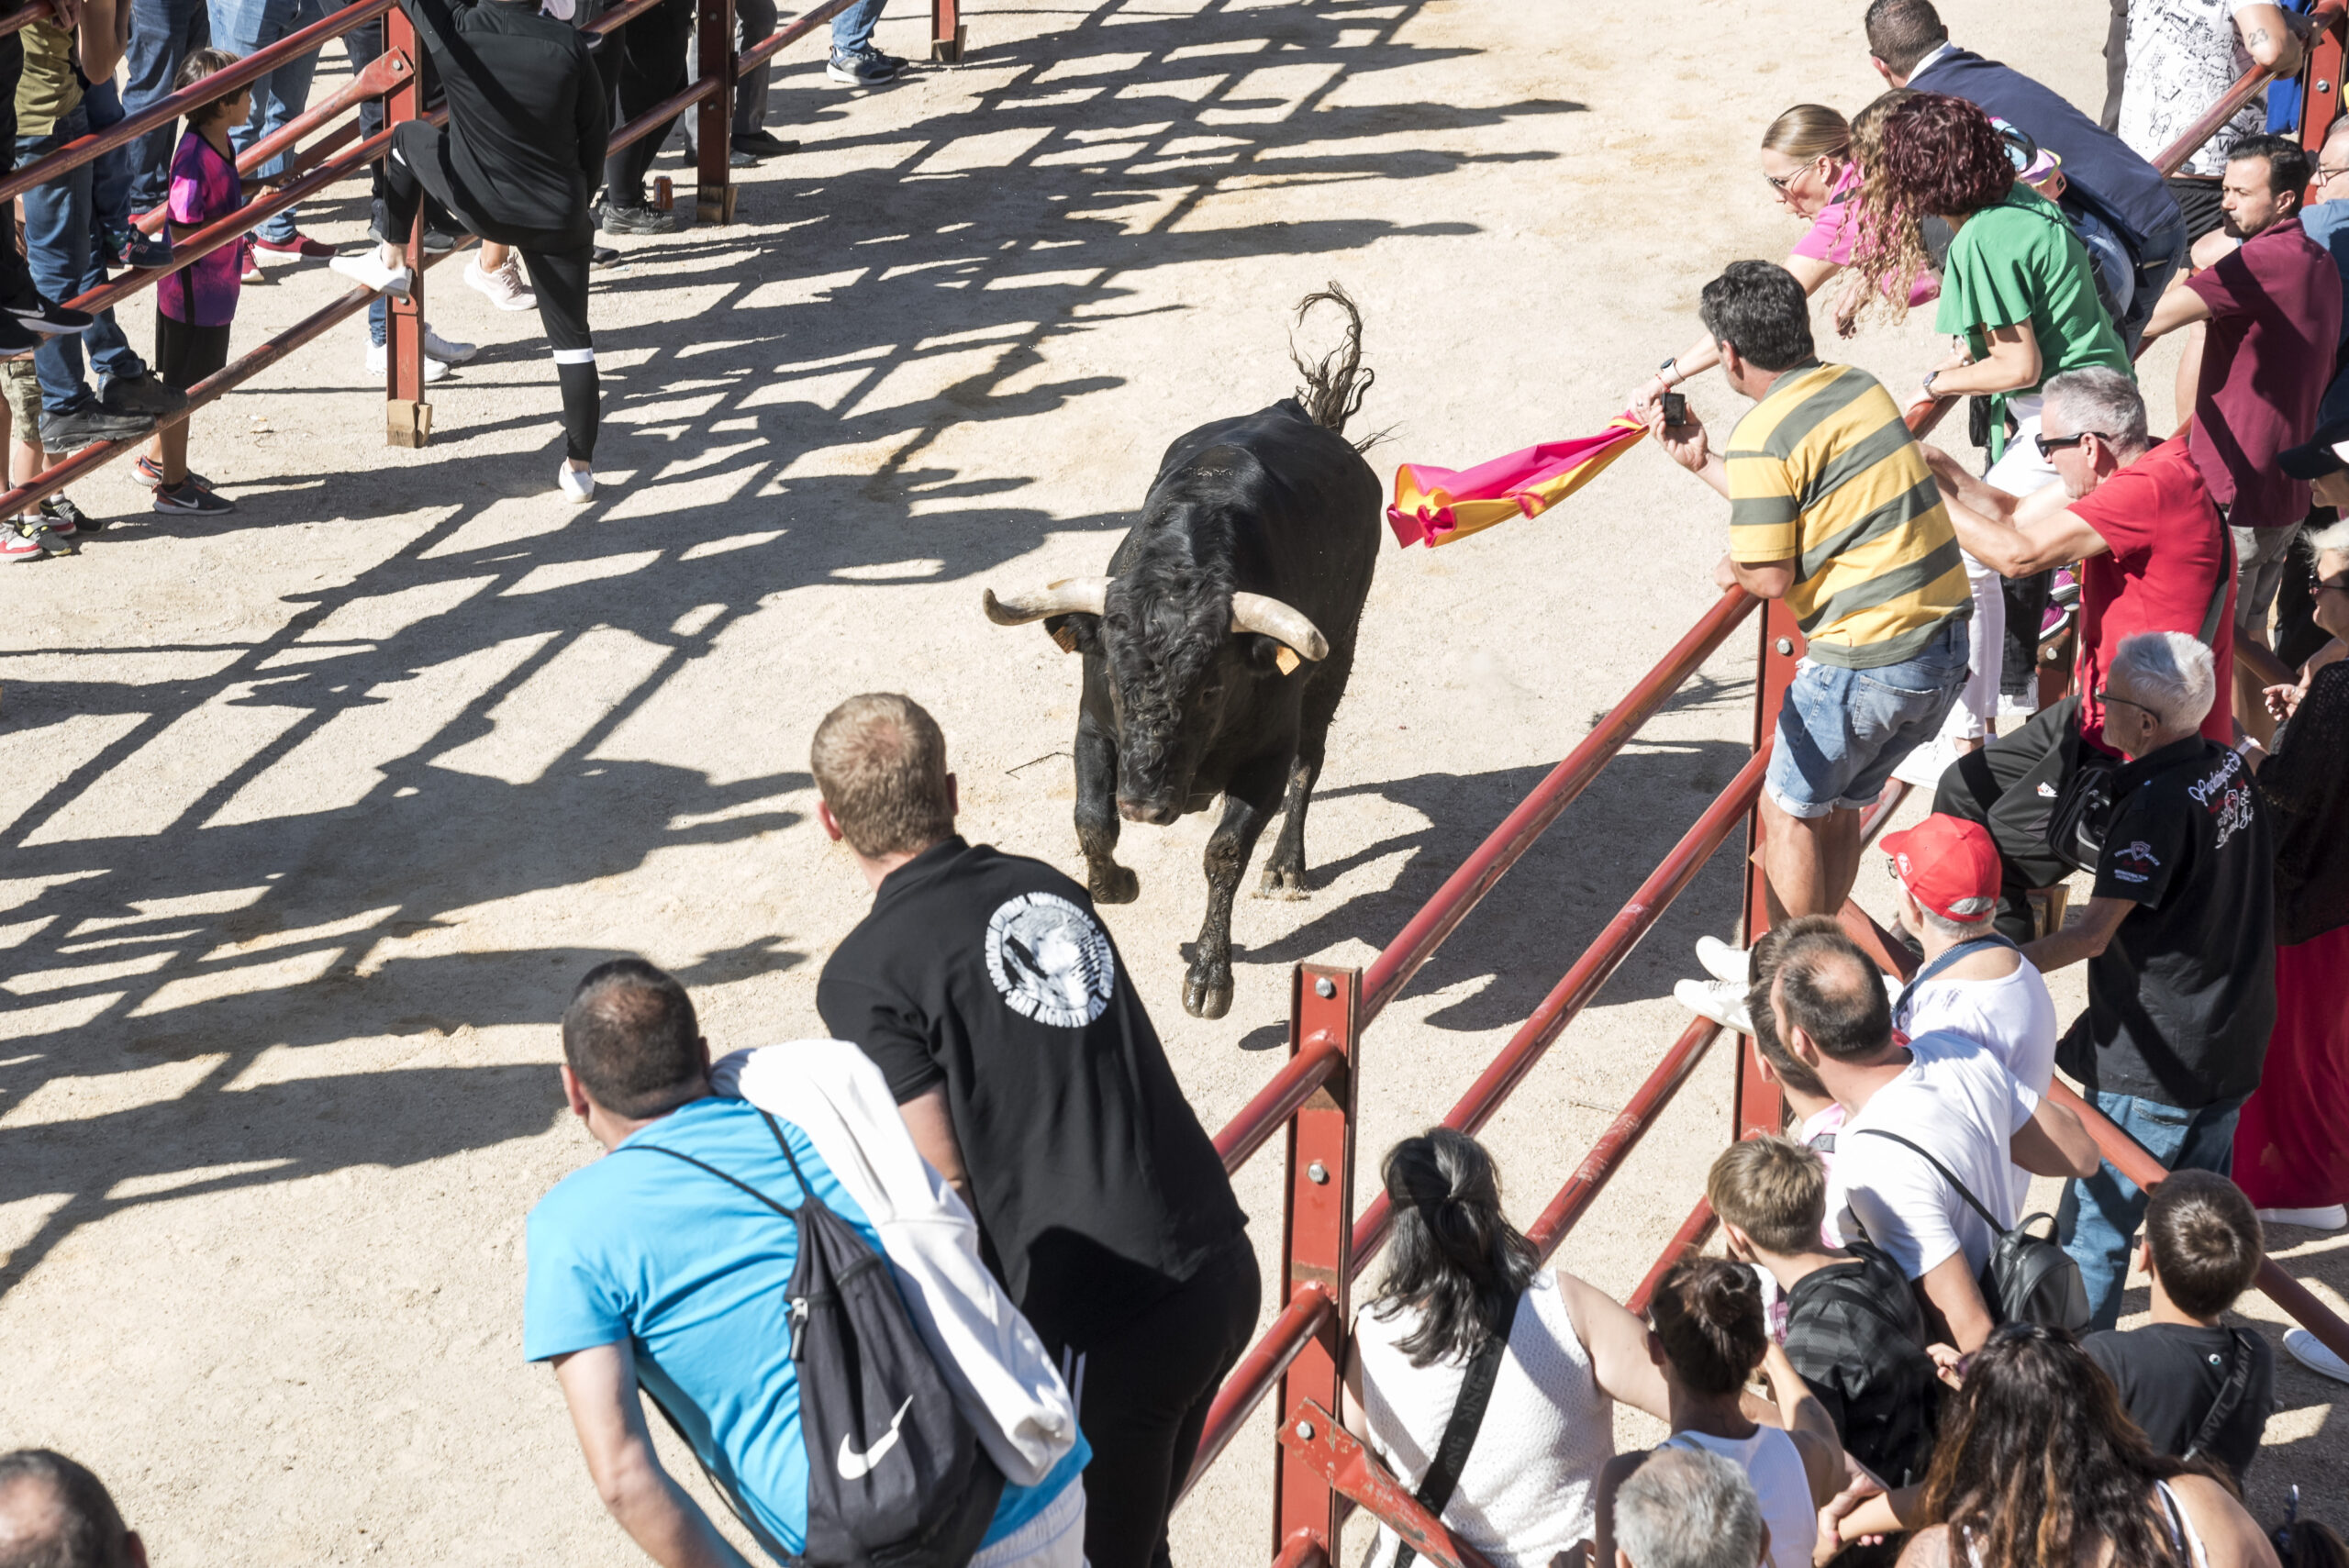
561, 958, 706, 1118
1771, 927, 1894, 1062
0, 1451, 142, 1568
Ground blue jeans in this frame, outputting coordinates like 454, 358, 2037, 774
17, 106, 145, 416
123, 0, 211, 217
81, 79, 132, 235
1765, 616, 1970, 817
2059, 1089, 2247, 1331
830, 0, 883, 51
211, 0, 331, 243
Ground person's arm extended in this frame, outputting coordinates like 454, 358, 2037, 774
2237, 2, 2306, 74
551, 1343, 757, 1568
2010, 1094, 2101, 1179
2021, 894, 2132, 973
1926, 323, 2042, 399
72, 0, 122, 82
1642, 258, 1838, 402
1916, 1251, 1998, 1354
2139, 279, 2213, 344
1925, 447, 2110, 577
1558, 1269, 1673, 1423
896, 1085, 971, 1199
1835, 1485, 1926, 1544
1760, 1344, 1847, 1507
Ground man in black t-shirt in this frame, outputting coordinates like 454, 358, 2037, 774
2022, 632, 2277, 1330
810, 693, 1257, 1568
2085, 1172, 2275, 1485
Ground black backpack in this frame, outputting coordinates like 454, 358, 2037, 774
1853, 1128, 2090, 1333
627, 1112, 1005, 1568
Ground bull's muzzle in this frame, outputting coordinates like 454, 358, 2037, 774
1118, 797, 1179, 826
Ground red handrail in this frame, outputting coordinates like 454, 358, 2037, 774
1627, 1196, 1719, 1318
1526, 1018, 1723, 1260
1217, 1031, 1346, 1174
1176, 1283, 1335, 1506
738, 0, 854, 76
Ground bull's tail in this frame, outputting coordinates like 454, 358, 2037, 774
1290, 284, 1381, 451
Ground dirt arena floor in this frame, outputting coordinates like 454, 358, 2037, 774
3, 0, 2342, 1557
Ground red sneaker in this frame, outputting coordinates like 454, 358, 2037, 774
239, 238, 264, 284
254, 231, 335, 259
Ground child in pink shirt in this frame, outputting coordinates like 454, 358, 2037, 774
148, 50, 248, 517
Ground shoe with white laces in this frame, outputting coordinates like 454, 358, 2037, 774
424, 326, 476, 364
559, 462, 594, 503
2287, 1327, 2349, 1385
1694, 935, 1751, 984
2257, 1205, 2347, 1230
329, 249, 412, 296
1674, 976, 1753, 1036
364, 342, 450, 383
464, 255, 537, 311
1893, 729, 1963, 790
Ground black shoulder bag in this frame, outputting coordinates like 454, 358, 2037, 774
1391, 1288, 1523, 1568
2045, 527, 2235, 869
1853, 1128, 2088, 1332
2181, 1329, 2260, 1467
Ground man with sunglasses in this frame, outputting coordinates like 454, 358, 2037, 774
1920, 367, 2236, 944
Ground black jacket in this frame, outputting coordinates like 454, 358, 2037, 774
398, 0, 607, 242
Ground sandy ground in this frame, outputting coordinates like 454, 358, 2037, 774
2, 0, 2341, 1558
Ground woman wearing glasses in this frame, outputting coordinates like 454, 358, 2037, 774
1827, 1324, 2279, 1568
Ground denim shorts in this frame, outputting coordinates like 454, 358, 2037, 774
1766, 616, 1969, 818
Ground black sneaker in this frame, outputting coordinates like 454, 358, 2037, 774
6, 296, 94, 335
423, 228, 458, 255
39, 403, 154, 449
598, 202, 689, 235
101, 372, 190, 417
39, 495, 92, 533
590, 245, 622, 268
153, 479, 234, 515
125, 229, 172, 270
828, 45, 904, 84
732, 130, 800, 157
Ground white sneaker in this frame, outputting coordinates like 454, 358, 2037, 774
1695, 936, 1751, 984
464, 255, 537, 311
363, 341, 449, 383
559, 462, 594, 503
424, 325, 477, 364
2257, 1205, 2348, 1230
2286, 1327, 2349, 1385
1675, 976, 1753, 1036
1894, 729, 1962, 789
329, 250, 412, 296
1996, 675, 2039, 722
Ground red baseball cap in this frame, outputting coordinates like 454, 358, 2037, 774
1879, 814, 2001, 922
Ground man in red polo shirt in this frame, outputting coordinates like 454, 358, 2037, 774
1920, 366, 2234, 941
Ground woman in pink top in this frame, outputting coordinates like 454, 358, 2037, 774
1635, 99, 1939, 408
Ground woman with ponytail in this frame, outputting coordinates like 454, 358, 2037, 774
1339, 1129, 1676, 1568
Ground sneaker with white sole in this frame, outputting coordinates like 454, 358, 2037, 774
2286, 1327, 2349, 1385
2, 520, 56, 559
329, 250, 412, 296
559, 462, 595, 503
464, 256, 537, 311
1893, 729, 1964, 790
364, 342, 451, 383
1674, 976, 1753, 1036
424, 326, 477, 364
2256, 1205, 2348, 1230
1695, 936, 1751, 984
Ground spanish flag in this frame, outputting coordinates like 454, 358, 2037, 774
1387, 417, 1647, 549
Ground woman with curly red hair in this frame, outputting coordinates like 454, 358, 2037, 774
1852, 92, 2132, 778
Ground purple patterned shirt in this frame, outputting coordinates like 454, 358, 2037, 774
162, 130, 242, 326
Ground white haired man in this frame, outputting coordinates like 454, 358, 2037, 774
2021, 630, 2277, 1330
1607, 1445, 1768, 1568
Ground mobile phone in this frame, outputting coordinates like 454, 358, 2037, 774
1661, 391, 1688, 426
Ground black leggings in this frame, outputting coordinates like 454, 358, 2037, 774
383, 130, 599, 462
603, 0, 694, 207
1069, 1237, 1260, 1568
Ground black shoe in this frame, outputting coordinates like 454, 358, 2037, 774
40, 495, 95, 532
731, 129, 800, 157
39, 403, 155, 449
598, 202, 689, 235
423, 228, 458, 255
6, 296, 94, 335
125, 229, 172, 270
828, 45, 904, 83
590, 245, 622, 268
101, 372, 189, 417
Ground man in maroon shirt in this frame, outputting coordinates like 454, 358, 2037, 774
1921, 367, 2235, 941
2140, 132, 2339, 717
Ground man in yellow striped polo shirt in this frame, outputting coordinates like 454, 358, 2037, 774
1640, 261, 1972, 931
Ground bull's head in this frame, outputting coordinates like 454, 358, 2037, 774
983, 577, 1329, 823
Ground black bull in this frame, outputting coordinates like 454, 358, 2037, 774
984, 396, 1380, 1018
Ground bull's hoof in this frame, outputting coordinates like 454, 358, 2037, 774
1254, 862, 1312, 900
1089, 863, 1140, 905
1184, 969, 1234, 1019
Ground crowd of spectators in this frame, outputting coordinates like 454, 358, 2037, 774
9, 1, 2349, 1567
0, 0, 906, 556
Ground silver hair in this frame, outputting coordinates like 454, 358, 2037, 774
2043, 367, 2150, 455
2308, 517, 2349, 555
2108, 630, 2217, 731
1920, 905, 1996, 940
1617, 1448, 1765, 1568
2328, 115, 2349, 153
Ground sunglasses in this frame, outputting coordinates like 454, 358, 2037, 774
2318, 573, 2349, 594
2096, 685, 2156, 719
2033, 429, 2111, 459
1763, 154, 1839, 193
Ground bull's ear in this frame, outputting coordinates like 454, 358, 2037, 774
1237, 632, 1299, 676
1043, 613, 1103, 655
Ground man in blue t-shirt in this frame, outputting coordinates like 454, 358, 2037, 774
524, 959, 1089, 1568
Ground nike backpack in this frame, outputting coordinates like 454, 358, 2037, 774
627, 1111, 1005, 1568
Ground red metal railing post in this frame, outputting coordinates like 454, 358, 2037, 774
1272, 962, 1360, 1561
695, 0, 737, 224
1733, 599, 1802, 1140
930, 0, 962, 61
383, 4, 430, 447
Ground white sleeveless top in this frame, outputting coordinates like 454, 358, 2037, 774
1664, 1428, 1813, 1568
1353, 1271, 1613, 1568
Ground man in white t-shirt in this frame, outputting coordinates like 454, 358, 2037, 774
2119, 0, 2302, 240
1770, 927, 2099, 1351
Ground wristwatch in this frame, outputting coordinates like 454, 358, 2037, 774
1657, 355, 1679, 386
1922, 369, 1942, 397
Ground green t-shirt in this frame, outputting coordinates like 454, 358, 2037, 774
16, 19, 83, 139
1935, 185, 2132, 446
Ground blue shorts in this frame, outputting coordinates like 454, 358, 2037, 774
1766, 617, 1969, 818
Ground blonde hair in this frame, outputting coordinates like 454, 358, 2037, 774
811, 693, 955, 857
1844, 88, 1929, 326
1762, 103, 1851, 162
1706, 1136, 1827, 1256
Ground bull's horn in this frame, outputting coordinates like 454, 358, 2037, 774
982, 576, 1112, 625
1230, 593, 1330, 662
